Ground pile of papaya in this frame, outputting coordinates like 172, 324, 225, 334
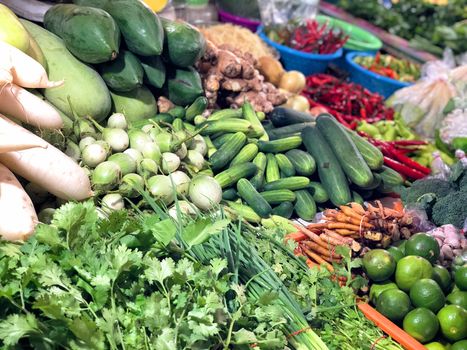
23, 0, 206, 124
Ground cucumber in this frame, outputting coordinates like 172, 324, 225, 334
294, 190, 317, 221
302, 126, 351, 206
110, 86, 157, 122
168, 106, 186, 119
317, 114, 374, 187
140, 55, 166, 89
230, 144, 259, 166
242, 102, 267, 139
377, 166, 404, 193
75, 0, 163, 56
250, 152, 267, 189
202, 118, 252, 135
208, 108, 243, 121
347, 129, 384, 170
161, 17, 206, 68
222, 188, 238, 201
171, 118, 184, 132
308, 181, 328, 203
269, 107, 314, 127
355, 173, 381, 190
271, 202, 294, 219
167, 67, 203, 106
352, 191, 364, 205
185, 96, 208, 121
212, 133, 235, 149
263, 177, 310, 191
44, 4, 120, 64
267, 122, 315, 140
237, 179, 272, 218
225, 201, 261, 223
275, 154, 296, 177
21, 20, 111, 122
258, 136, 302, 153
210, 132, 246, 171
214, 162, 257, 188
265, 154, 280, 183
99, 50, 143, 92
284, 149, 316, 176
260, 190, 296, 205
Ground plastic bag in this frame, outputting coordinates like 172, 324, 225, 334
404, 205, 437, 233
257, 0, 319, 28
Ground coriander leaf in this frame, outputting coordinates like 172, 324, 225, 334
233, 328, 257, 344
0, 314, 41, 345
150, 218, 177, 246
144, 257, 175, 285
34, 224, 66, 248
155, 328, 176, 350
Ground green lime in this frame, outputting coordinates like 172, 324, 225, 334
376, 289, 411, 322
403, 307, 439, 343
451, 340, 467, 350
405, 233, 440, 263
433, 264, 453, 293
363, 249, 396, 282
425, 342, 448, 350
446, 290, 467, 310
369, 281, 398, 304
393, 239, 407, 255
396, 255, 434, 292
387, 246, 404, 263
454, 265, 467, 291
437, 304, 467, 342
410, 278, 446, 313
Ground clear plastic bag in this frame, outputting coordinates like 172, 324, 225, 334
257, 0, 320, 28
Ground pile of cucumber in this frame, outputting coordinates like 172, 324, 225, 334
22, 0, 205, 126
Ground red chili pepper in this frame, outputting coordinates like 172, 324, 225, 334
383, 157, 426, 180
390, 140, 428, 146
382, 145, 431, 175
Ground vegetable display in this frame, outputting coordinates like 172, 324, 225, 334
354, 53, 421, 82
302, 74, 395, 129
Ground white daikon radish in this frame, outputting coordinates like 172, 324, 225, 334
0, 115, 93, 200
0, 83, 63, 129
0, 41, 62, 88
0, 162, 38, 241
0, 116, 48, 152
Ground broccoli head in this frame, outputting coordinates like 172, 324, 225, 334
400, 178, 455, 209
431, 192, 467, 229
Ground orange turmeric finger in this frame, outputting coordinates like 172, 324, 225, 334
302, 247, 334, 272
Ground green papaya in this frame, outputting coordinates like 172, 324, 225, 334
21, 20, 111, 122
74, 0, 163, 56
161, 18, 206, 67
140, 55, 166, 89
111, 86, 157, 122
167, 67, 203, 106
100, 50, 144, 92
44, 4, 120, 64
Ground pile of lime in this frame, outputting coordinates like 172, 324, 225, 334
363, 232, 467, 347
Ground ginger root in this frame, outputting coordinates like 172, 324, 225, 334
196, 41, 286, 113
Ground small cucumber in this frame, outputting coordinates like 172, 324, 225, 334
317, 114, 374, 187
208, 108, 243, 121
352, 191, 364, 205
201, 118, 252, 135
168, 106, 186, 119
302, 126, 351, 206
209, 132, 246, 171
294, 190, 317, 221
214, 162, 257, 188
225, 201, 261, 223
258, 136, 302, 153
271, 202, 294, 219
377, 166, 404, 193
212, 133, 235, 149
260, 190, 296, 205
284, 149, 316, 176
265, 153, 280, 183
250, 152, 267, 189
263, 177, 310, 191
269, 107, 314, 127
222, 188, 238, 201
347, 129, 384, 170
267, 122, 315, 140
230, 143, 259, 166
185, 96, 208, 121
237, 179, 272, 218
275, 154, 295, 177
308, 182, 329, 204
242, 102, 267, 139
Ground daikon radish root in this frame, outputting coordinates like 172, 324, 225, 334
0, 162, 38, 240
0, 116, 49, 152
0, 116, 92, 201
0, 83, 63, 129
0, 41, 62, 88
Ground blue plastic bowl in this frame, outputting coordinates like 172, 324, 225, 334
257, 25, 343, 75
345, 52, 412, 98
